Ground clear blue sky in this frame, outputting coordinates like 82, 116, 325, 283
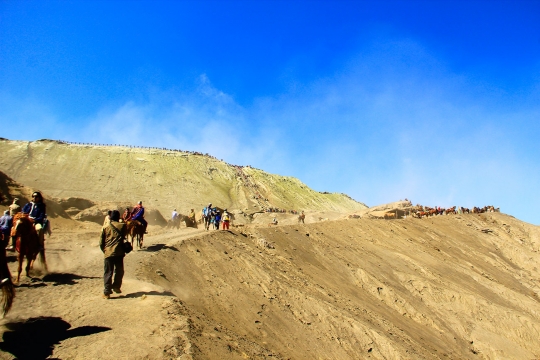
1, 0, 539, 224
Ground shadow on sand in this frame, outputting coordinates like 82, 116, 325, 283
141, 244, 179, 252
42, 273, 100, 286
0, 316, 110, 359
112, 290, 175, 299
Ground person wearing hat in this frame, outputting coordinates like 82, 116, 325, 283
130, 201, 147, 233
222, 209, 231, 230
100, 210, 127, 299
0, 210, 12, 247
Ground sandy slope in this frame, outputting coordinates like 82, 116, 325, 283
140, 213, 540, 359
0, 211, 539, 359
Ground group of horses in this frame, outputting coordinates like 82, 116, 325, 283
0, 212, 146, 318
411, 205, 498, 218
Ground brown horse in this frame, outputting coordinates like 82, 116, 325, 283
126, 220, 144, 249
10, 213, 41, 283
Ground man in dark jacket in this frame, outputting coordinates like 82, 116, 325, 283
21, 191, 47, 244
100, 210, 127, 299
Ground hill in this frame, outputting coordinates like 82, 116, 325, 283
0, 139, 366, 223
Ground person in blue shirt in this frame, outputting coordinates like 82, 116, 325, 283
213, 210, 221, 230
130, 201, 147, 233
0, 210, 12, 247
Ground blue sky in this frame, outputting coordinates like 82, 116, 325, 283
1, 0, 539, 224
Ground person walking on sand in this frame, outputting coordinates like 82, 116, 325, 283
222, 209, 230, 230
0, 210, 12, 246
100, 210, 127, 299
188, 209, 196, 227
203, 203, 213, 230
214, 210, 221, 230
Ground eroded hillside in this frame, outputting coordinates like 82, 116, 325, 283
141, 213, 540, 359
0, 139, 366, 219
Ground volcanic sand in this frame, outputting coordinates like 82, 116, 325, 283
0, 211, 539, 359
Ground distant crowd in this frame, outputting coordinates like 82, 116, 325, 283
58, 140, 264, 171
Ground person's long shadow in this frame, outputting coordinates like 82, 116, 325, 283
0, 316, 110, 359
42, 273, 100, 286
112, 290, 175, 299
141, 244, 179, 252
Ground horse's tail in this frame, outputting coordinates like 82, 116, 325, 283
1, 277, 15, 317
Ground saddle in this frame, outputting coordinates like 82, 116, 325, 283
128, 220, 142, 227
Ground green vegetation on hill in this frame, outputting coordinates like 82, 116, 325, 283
0, 139, 366, 218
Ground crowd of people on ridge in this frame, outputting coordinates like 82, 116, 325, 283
200, 203, 231, 231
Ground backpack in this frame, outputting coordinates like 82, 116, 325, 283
223, 213, 230, 221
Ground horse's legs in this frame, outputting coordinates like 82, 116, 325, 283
16, 254, 23, 283
40, 250, 48, 273
25, 256, 31, 278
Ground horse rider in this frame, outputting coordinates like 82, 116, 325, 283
21, 191, 47, 248
0, 210, 12, 247
122, 207, 131, 222
130, 201, 148, 233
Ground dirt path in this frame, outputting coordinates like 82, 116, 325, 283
0, 225, 207, 360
